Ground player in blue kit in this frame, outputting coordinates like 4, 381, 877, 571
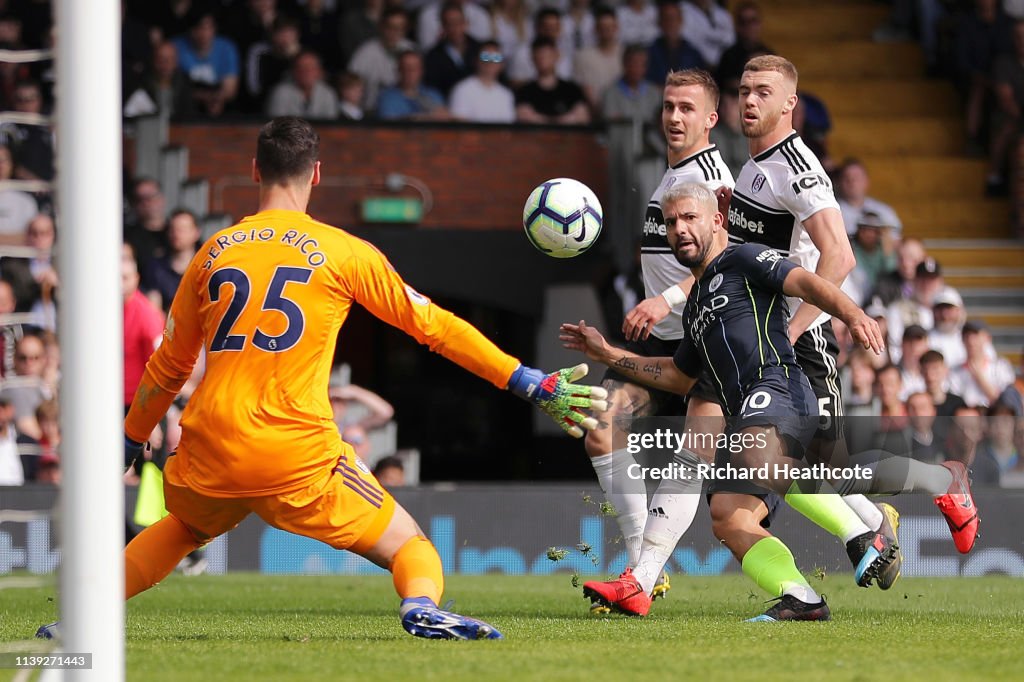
561, 183, 895, 621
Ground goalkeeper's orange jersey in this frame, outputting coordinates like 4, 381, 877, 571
125, 209, 520, 497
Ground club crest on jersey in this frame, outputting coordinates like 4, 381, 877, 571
752, 174, 766, 193
709, 273, 724, 292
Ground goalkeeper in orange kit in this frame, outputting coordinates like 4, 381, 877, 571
37, 117, 607, 641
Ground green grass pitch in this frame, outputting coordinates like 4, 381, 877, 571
2, 574, 1023, 681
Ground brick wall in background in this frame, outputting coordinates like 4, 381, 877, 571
168, 123, 609, 230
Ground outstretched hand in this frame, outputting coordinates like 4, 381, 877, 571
507, 363, 608, 438
559, 320, 610, 362
847, 312, 886, 355
622, 296, 670, 341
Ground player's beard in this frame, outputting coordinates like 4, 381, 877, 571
673, 238, 709, 269
741, 105, 782, 139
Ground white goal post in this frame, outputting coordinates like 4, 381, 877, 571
54, 0, 124, 679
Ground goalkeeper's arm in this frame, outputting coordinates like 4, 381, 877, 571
345, 246, 608, 436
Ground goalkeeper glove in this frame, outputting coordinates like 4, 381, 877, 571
507, 363, 608, 438
125, 435, 145, 473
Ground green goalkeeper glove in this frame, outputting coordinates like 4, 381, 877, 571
507, 363, 608, 438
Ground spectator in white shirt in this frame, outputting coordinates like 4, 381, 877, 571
0, 144, 36, 245
837, 158, 903, 238
950, 320, 1016, 408
348, 8, 415, 110
489, 0, 533, 57
617, 0, 659, 47
928, 286, 967, 368
887, 258, 943, 358
450, 41, 516, 123
681, 0, 735, 68
898, 324, 929, 400
563, 0, 597, 52
265, 51, 339, 119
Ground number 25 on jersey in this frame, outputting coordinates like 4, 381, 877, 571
208, 265, 311, 353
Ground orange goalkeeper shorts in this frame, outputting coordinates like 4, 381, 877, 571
162, 450, 396, 553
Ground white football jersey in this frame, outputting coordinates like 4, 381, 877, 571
641, 145, 734, 340
727, 132, 840, 332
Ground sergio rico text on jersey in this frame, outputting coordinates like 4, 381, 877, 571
125, 210, 521, 497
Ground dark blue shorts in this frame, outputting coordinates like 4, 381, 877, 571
733, 369, 819, 456
685, 371, 720, 410
706, 368, 818, 528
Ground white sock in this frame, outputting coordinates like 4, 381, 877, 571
633, 493, 701, 595
782, 581, 820, 604
843, 494, 883, 531
625, 536, 643, 568
632, 449, 703, 595
590, 450, 648, 566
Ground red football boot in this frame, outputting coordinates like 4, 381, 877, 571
582, 568, 652, 616
934, 460, 979, 554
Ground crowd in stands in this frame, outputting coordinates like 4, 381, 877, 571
797, 150, 1024, 487
870, 0, 1024, 222
100, 0, 791, 128
0, 0, 1021, 487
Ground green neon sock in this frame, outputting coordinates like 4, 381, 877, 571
741, 536, 817, 601
785, 482, 870, 543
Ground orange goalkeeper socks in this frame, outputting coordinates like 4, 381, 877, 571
125, 515, 203, 600
390, 535, 444, 605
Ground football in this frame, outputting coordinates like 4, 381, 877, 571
522, 178, 603, 258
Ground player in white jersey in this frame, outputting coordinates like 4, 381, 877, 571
722, 56, 977, 566
582, 69, 733, 607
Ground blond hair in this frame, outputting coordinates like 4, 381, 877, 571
660, 182, 718, 215
665, 68, 720, 109
743, 55, 798, 89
